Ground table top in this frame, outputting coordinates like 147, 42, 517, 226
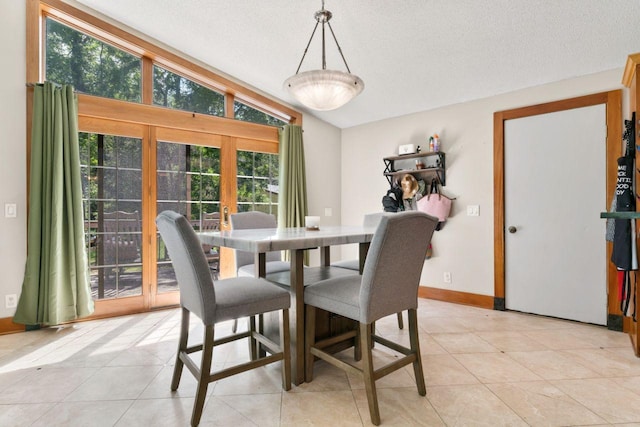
199, 225, 375, 253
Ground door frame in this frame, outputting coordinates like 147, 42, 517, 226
493, 90, 622, 329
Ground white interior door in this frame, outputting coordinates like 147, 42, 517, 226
504, 104, 607, 325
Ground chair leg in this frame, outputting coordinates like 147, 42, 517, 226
304, 304, 316, 382
248, 316, 257, 360
397, 311, 404, 329
171, 307, 190, 391
280, 308, 292, 390
361, 322, 380, 425
408, 309, 426, 396
191, 324, 215, 427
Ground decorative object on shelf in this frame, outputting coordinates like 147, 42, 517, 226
284, 0, 364, 111
398, 144, 417, 155
428, 133, 441, 152
415, 159, 425, 169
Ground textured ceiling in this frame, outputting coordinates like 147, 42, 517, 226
75, 0, 640, 129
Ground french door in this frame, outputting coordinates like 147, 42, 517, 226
78, 115, 278, 317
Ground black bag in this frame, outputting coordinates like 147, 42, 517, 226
382, 186, 403, 212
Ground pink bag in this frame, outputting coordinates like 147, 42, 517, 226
416, 179, 452, 222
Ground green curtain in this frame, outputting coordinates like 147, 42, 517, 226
13, 82, 94, 326
278, 124, 308, 229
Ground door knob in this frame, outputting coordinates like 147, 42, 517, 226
508, 226, 517, 234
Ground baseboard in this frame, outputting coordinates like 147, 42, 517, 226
419, 286, 494, 310
2, 288, 493, 333
0, 316, 26, 335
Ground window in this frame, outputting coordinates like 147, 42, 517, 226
235, 100, 286, 126
45, 17, 141, 102
237, 151, 279, 214
154, 66, 225, 117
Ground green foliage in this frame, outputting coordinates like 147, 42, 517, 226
45, 18, 141, 101
153, 66, 224, 116
235, 102, 286, 126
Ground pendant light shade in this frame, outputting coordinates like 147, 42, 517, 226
284, 69, 363, 111
284, 1, 364, 111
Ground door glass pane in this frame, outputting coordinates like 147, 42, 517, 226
80, 133, 143, 300
157, 142, 221, 292
237, 151, 279, 214
45, 18, 141, 102
153, 66, 225, 117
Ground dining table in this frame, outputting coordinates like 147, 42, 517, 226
199, 224, 376, 385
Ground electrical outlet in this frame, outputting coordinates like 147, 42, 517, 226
443, 272, 452, 284
5, 294, 17, 309
324, 207, 332, 217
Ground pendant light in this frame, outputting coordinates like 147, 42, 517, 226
284, 1, 364, 111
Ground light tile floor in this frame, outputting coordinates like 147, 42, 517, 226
1, 299, 640, 426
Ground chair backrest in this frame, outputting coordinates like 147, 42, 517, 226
230, 211, 281, 269
156, 210, 216, 325
102, 210, 141, 264
359, 211, 438, 324
362, 212, 387, 228
201, 212, 220, 232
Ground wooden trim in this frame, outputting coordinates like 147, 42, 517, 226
39, 0, 302, 125
219, 136, 237, 279
622, 53, 640, 87
78, 116, 145, 138
418, 287, 494, 310
142, 125, 154, 310
141, 56, 153, 104
155, 127, 223, 146
0, 317, 26, 335
78, 94, 279, 143
493, 90, 622, 322
493, 111, 506, 300
236, 138, 279, 154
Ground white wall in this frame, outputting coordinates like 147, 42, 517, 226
0, 1, 28, 319
302, 114, 343, 265
341, 69, 624, 297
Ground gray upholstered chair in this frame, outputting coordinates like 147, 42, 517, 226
331, 212, 406, 329
230, 211, 291, 277
304, 211, 437, 425
156, 210, 291, 427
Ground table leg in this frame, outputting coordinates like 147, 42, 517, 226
290, 248, 305, 385
320, 246, 331, 267
254, 252, 267, 358
358, 242, 370, 274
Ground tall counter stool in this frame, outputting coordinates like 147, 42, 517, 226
331, 212, 405, 329
156, 210, 291, 427
304, 211, 437, 425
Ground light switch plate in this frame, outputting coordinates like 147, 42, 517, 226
4, 203, 17, 218
466, 205, 480, 216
